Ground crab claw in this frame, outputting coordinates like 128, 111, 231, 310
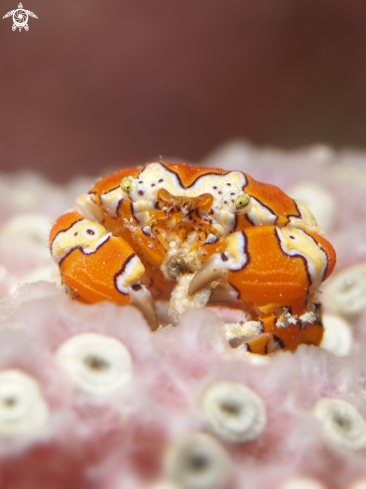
129, 284, 160, 331
188, 256, 228, 296
49, 211, 159, 331
188, 231, 248, 296
190, 225, 336, 305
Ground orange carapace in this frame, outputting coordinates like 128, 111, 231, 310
49, 162, 336, 355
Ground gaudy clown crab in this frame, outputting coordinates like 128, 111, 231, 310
49, 162, 336, 355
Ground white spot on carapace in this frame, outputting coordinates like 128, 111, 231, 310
51, 219, 111, 264
115, 254, 145, 294
76, 194, 104, 223
55, 333, 133, 395
140, 162, 246, 199
223, 231, 248, 270
124, 163, 247, 235
142, 225, 154, 238
276, 227, 328, 289
246, 197, 277, 226
203, 233, 219, 245
288, 201, 323, 234
99, 187, 123, 218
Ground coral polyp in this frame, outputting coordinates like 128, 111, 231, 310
55, 333, 133, 395
163, 432, 230, 489
201, 381, 267, 443
1, 145, 366, 488
0, 370, 49, 437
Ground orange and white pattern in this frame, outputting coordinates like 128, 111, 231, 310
49, 161, 336, 354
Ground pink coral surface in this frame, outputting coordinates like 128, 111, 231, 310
0, 144, 366, 489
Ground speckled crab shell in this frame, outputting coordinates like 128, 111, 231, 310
49, 161, 336, 354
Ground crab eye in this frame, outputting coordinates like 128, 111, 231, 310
120, 176, 134, 194
234, 192, 250, 210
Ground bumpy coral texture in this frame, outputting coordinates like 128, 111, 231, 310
0, 143, 366, 489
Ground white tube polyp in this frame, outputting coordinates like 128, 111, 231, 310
55, 333, 133, 395
0, 369, 49, 437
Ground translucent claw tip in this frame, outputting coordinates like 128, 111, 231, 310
188, 258, 227, 296
129, 285, 160, 331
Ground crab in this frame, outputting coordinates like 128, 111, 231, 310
49, 161, 336, 355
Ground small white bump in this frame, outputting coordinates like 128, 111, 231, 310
232, 348, 271, 366
11, 264, 62, 292
287, 181, 336, 232
142, 225, 154, 237
280, 477, 327, 489
314, 397, 366, 450
308, 144, 335, 164
323, 264, 366, 316
148, 482, 181, 489
0, 214, 51, 261
164, 432, 230, 489
223, 320, 263, 340
203, 234, 218, 245
0, 370, 49, 437
55, 333, 133, 395
201, 381, 267, 443
320, 314, 352, 357
76, 194, 104, 222
348, 480, 366, 489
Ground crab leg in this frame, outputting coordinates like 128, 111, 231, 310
238, 304, 324, 354
49, 211, 159, 330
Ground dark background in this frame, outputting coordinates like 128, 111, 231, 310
0, 0, 365, 182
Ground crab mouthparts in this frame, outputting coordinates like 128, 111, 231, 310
157, 189, 213, 213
